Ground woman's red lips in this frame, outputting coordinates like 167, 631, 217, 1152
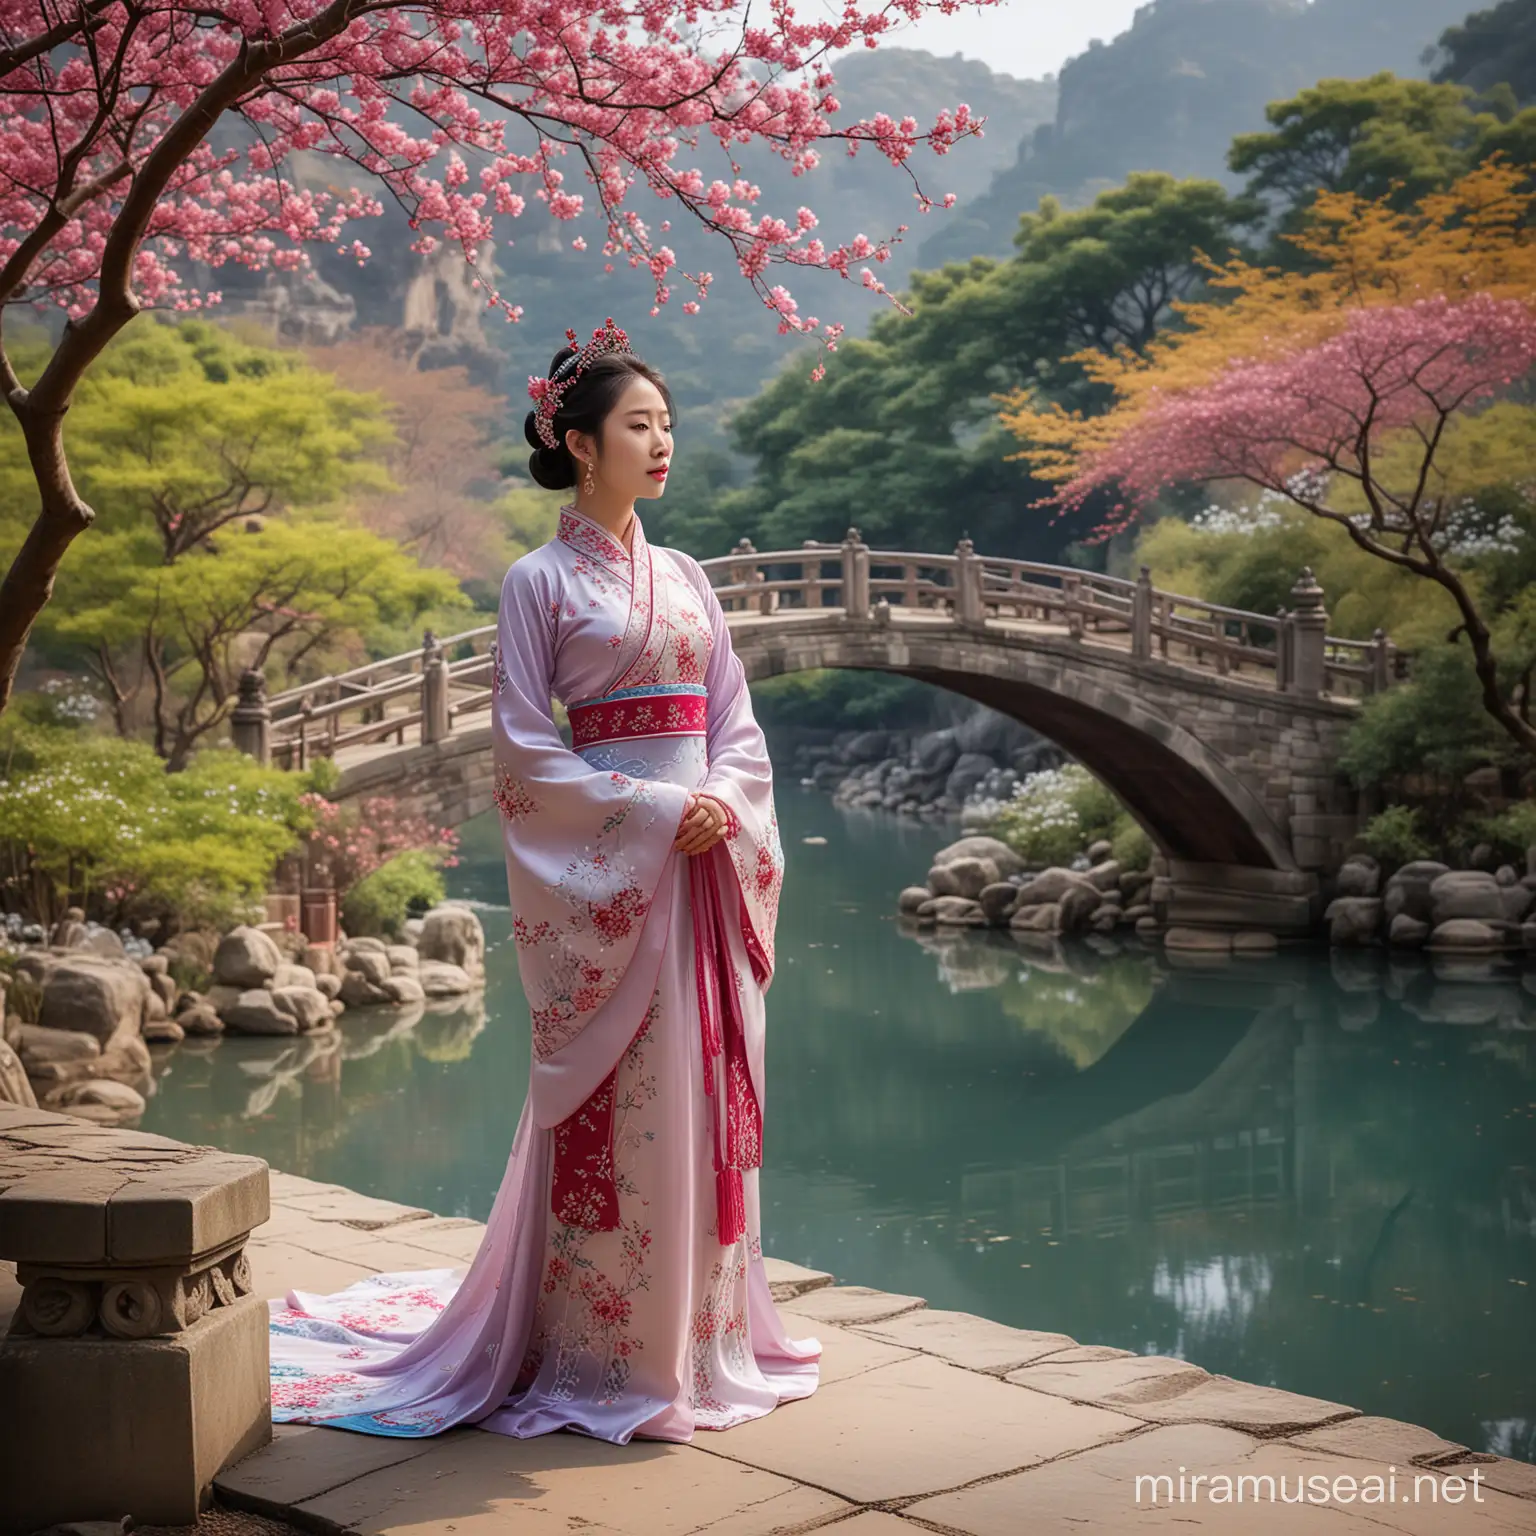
648, 465, 669, 479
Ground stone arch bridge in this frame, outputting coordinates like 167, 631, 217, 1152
233, 534, 1405, 937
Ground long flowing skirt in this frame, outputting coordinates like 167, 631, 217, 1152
266, 865, 820, 1442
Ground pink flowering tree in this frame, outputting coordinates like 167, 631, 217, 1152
1015, 295, 1536, 757
299, 791, 457, 897
0, 0, 991, 715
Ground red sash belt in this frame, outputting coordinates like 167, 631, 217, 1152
567, 684, 708, 750
550, 843, 763, 1246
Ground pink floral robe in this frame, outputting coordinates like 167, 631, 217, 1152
265, 506, 820, 1441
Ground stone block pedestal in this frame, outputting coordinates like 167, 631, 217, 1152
0, 1295, 271, 1532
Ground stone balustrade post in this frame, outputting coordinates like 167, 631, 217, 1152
841, 526, 870, 620
229, 668, 271, 766
1274, 608, 1292, 693
954, 538, 984, 627
421, 629, 450, 744
1289, 567, 1328, 698
1370, 627, 1392, 694
1131, 566, 1153, 661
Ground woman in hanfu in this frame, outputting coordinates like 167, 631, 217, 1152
265, 320, 820, 1444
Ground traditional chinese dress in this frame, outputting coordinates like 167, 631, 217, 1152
265, 506, 820, 1441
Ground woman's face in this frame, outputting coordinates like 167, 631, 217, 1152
572, 375, 672, 502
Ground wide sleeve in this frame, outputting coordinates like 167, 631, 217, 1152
682, 556, 784, 986
493, 556, 692, 1125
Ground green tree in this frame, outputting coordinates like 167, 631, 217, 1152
712, 174, 1253, 561
0, 322, 464, 764
1431, 0, 1536, 104
1229, 72, 1536, 234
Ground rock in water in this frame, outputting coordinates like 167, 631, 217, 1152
221, 989, 300, 1035
418, 960, 475, 997
212, 925, 283, 988
37, 956, 150, 1050
418, 904, 486, 979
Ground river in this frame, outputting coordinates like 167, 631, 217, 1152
140, 787, 1536, 1463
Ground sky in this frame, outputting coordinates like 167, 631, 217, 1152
831, 0, 1152, 81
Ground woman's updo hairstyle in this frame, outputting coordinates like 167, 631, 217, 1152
523, 347, 674, 492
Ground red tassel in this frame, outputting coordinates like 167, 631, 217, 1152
716, 1166, 746, 1246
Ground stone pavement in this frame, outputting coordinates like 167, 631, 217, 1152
205, 1169, 1536, 1535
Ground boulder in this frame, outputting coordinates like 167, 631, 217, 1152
927, 856, 998, 900
933, 835, 1026, 880
80, 928, 128, 960
1233, 931, 1279, 955
143, 988, 168, 1025
1057, 882, 1103, 934
418, 904, 487, 978
1335, 858, 1380, 898
1427, 919, 1504, 953
386, 945, 420, 975
1495, 864, 1519, 888
1122, 903, 1153, 923
46, 1077, 146, 1123
345, 948, 392, 988
0, 1039, 37, 1108
301, 944, 342, 979
842, 729, 891, 763
272, 986, 334, 1031
1428, 871, 1504, 926
944, 752, 996, 804
272, 962, 318, 991
96, 1034, 151, 1082
913, 729, 960, 777
383, 974, 428, 1003
148, 971, 178, 1013
1164, 927, 1233, 953
344, 935, 389, 955
139, 953, 170, 977
204, 983, 244, 1016
1325, 897, 1383, 947
1522, 921, 1536, 954
222, 988, 301, 1034
1501, 884, 1535, 925
977, 882, 1019, 926
1085, 859, 1121, 893
930, 896, 986, 927
1382, 861, 1451, 925
1388, 914, 1430, 948
143, 1017, 185, 1044
418, 960, 475, 997
1086, 839, 1114, 864
178, 1003, 225, 1037
1089, 908, 1119, 934
17, 1023, 102, 1067
212, 925, 282, 988
1016, 868, 1098, 908
1009, 903, 1060, 933
339, 970, 391, 1008
897, 886, 931, 915
37, 956, 150, 1050
314, 972, 342, 1000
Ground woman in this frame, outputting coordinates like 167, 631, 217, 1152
266, 320, 821, 1443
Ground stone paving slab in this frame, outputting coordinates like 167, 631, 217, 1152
698, 1352, 1143, 1504
245, 1238, 378, 1299
791, 1321, 916, 1388
1291, 1415, 1481, 1467
1007, 1354, 1356, 1433
849, 1308, 1076, 1373
215, 1424, 438, 1513
778, 1284, 926, 1327
906, 1423, 1536, 1534
272, 1424, 852, 1536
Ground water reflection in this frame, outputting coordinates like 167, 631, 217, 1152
139, 792, 1536, 1462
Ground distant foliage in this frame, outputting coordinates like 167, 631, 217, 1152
986, 764, 1150, 871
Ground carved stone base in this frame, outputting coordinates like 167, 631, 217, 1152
1154, 860, 1322, 937
0, 1293, 271, 1532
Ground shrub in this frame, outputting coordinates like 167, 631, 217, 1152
988, 765, 1125, 867
1359, 805, 1434, 869
342, 850, 447, 939
1465, 801, 1536, 865
1110, 813, 1154, 872
0, 722, 312, 930
300, 793, 457, 903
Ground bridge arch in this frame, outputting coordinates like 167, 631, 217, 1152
728, 618, 1299, 872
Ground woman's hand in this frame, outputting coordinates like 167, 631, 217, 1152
674, 793, 729, 855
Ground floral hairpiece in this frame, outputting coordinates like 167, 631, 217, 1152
527, 317, 634, 450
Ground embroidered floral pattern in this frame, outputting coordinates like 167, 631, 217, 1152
558, 507, 631, 572
689, 1244, 752, 1428
517, 999, 659, 1405
493, 768, 539, 822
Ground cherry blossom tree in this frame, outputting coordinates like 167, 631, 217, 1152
1012, 293, 1536, 757
0, 0, 992, 714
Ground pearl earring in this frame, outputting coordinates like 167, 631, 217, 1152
583, 459, 595, 496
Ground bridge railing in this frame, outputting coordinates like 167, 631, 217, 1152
226, 529, 1403, 769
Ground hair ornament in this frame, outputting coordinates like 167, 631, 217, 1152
527, 318, 634, 450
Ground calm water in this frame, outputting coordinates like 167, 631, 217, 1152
141, 790, 1536, 1461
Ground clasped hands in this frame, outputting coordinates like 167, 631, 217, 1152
674, 792, 729, 855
